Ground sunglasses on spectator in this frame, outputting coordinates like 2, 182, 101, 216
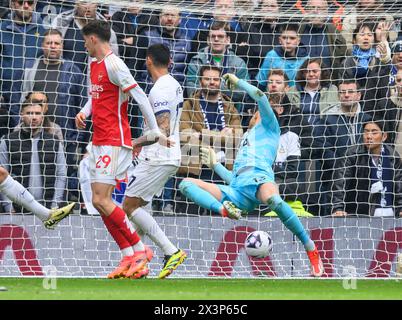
15, 0, 35, 6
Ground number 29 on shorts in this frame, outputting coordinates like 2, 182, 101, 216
96, 155, 112, 169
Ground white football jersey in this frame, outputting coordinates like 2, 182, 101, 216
275, 131, 301, 164
139, 74, 184, 166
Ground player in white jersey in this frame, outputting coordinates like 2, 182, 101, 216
122, 44, 187, 279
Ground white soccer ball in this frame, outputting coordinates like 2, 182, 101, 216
244, 231, 273, 258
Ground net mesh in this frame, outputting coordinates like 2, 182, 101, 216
0, 0, 402, 278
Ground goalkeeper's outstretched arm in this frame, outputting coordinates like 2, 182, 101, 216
200, 147, 233, 184
223, 74, 279, 131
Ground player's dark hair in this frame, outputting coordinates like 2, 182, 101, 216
82, 20, 111, 42
146, 43, 170, 68
199, 65, 222, 77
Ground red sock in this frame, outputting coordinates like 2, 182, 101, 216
221, 207, 228, 218
101, 214, 131, 250
108, 206, 141, 245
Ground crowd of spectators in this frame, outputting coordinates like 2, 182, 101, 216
0, 0, 401, 217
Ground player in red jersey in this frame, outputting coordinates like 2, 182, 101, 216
75, 20, 170, 279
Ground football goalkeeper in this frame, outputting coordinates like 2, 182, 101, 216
179, 74, 324, 277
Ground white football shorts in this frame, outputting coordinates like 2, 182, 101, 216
125, 161, 178, 202
88, 144, 133, 185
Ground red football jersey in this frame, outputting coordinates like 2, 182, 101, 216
90, 52, 137, 148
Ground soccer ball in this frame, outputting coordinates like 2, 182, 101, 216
244, 231, 273, 258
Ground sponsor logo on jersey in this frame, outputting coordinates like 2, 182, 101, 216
98, 72, 104, 82
91, 84, 104, 99
154, 100, 169, 108
91, 84, 104, 92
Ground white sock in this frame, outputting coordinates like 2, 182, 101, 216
133, 240, 145, 252
130, 207, 177, 256
0, 175, 50, 221
121, 247, 134, 257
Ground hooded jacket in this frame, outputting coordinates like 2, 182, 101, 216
256, 46, 309, 89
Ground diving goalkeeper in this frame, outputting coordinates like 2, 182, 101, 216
179, 74, 324, 277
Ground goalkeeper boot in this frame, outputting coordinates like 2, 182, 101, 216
130, 265, 149, 279
124, 250, 150, 278
107, 255, 132, 279
158, 249, 187, 279
307, 247, 324, 277
44, 202, 76, 230
222, 201, 242, 220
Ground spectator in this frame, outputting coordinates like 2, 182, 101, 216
319, 79, 371, 161
180, 65, 242, 177
332, 120, 402, 217
357, 19, 394, 106
180, 0, 211, 41
378, 68, 402, 154
0, 100, 67, 212
238, 0, 280, 79
341, 22, 391, 112
287, 58, 339, 125
299, 0, 347, 75
342, 0, 396, 50
17, 91, 63, 141
136, 6, 192, 91
14, 90, 82, 202
186, 21, 249, 107
267, 69, 322, 160
111, 0, 155, 77
387, 40, 402, 87
256, 23, 309, 89
294, 0, 346, 31
0, 0, 46, 110
11, 29, 86, 146
51, 0, 119, 86
315, 79, 371, 215
190, 0, 248, 59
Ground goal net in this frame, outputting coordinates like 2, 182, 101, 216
0, 0, 402, 278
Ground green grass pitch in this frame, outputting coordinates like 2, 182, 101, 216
0, 278, 401, 300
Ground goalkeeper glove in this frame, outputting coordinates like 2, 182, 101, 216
222, 73, 239, 91
200, 146, 217, 169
